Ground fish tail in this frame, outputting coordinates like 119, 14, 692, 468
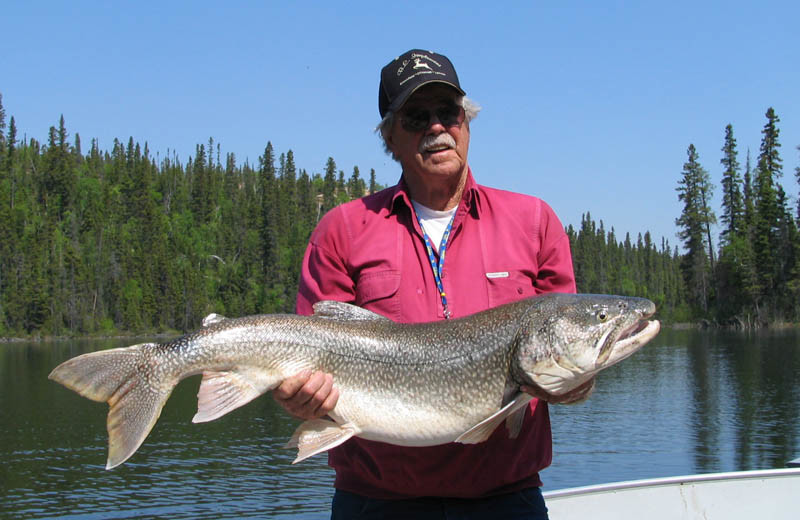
48, 343, 174, 469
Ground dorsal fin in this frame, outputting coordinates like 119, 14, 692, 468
312, 301, 390, 322
202, 313, 228, 327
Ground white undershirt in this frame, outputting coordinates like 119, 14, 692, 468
412, 201, 457, 253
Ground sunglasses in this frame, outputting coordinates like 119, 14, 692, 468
399, 104, 465, 133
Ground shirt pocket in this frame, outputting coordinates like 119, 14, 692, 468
355, 269, 402, 320
486, 269, 537, 307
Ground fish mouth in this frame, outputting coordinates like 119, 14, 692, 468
619, 319, 651, 342
596, 318, 660, 366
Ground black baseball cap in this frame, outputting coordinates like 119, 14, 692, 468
378, 49, 466, 118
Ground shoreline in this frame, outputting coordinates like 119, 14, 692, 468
0, 332, 178, 343
4, 322, 799, 343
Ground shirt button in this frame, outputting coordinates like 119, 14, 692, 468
517, 287, 524, 294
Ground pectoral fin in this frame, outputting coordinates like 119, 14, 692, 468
504, 403, 528, 439
455, 394, 533, 444
285, 418, 360, 463
192, 368, 278, 423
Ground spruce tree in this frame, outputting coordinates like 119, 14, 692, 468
0, 93, 6, 158
7, 116, 16, 160
719, 124, 744, 244
675, 144, 715, 314
336, 170, 348, 204
752, 107, 784, 315
349, 165, 364, 199
258, 142, 282, 309
796, 145, 800, 221
322, 157, 336, 214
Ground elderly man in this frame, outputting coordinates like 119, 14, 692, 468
274, 49, 589, 519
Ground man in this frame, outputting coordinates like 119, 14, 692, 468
274, 49, 591, 519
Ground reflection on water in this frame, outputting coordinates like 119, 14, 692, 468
2, 329, 800, 518
1, 339, 334, 519
546, 328, 800, 488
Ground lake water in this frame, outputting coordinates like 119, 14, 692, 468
2, 328, 799, 519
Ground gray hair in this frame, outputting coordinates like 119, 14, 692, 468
376, 96, 481, 160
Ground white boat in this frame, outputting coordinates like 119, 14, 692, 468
544, 467, 800, 519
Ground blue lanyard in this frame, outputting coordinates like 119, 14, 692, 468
415, 212, 455, 319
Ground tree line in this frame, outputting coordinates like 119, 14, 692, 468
567, 214, 688, 323
676, 107, 800, 327
3, 95, 794, 337
0, 94, 379, 336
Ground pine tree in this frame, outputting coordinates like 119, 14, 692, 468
258, 142, 281, 309
752, 107, 784, 316
715, 125, 759, 324
675, 144, 715, 314
572, 213, 597, 292
369, 168, 377, 194
336, 169, 348, 204
0, 95, 7, 332
719, 124, 744, 244
7, 116, 16, 161
774, 185, 799, 318
322, 157, 336, 214
349, 165, 365, 199
796, 145, 800, 221
40, 116, 76, 221
0, 93, 6, 159
742, 150, 755, 236
281, 150, 298, 225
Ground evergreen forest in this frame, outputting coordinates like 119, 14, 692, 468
675, 108, 800, 327
0, 95, 797, 337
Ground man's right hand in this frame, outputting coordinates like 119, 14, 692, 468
273, 370, 339, 420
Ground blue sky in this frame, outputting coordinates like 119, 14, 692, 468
3, 1, 799, 248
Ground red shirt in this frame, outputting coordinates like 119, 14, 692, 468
296, 168, 576, 499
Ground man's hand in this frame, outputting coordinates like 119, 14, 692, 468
521, 378, 596, 405
273, 370, 339, 420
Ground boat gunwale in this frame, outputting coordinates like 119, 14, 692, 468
543, 467, 800, 499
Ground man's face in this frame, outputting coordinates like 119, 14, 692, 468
387, 84, 470, 191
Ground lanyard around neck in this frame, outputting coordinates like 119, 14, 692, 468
415, 211, 455, 319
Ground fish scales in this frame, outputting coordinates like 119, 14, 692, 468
48, 293, 660, 468
183, 312, 518, 434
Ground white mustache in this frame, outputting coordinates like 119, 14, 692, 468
419, 134, 456, 153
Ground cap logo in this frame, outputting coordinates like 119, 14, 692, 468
412, 58, 432, 72
396, 53, 447, 87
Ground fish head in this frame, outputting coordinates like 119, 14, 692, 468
513, 293, 661, 395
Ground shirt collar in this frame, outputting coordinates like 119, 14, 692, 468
389, 166, 482, 218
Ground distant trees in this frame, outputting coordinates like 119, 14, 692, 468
677, 107, 800, 326
567, 215, 686, 322
1, 94, 797, 336
0, 96, 389, 337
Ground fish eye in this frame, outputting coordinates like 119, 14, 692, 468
597, 310, 608, 322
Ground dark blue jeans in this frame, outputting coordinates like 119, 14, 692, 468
331, 488, 549, 520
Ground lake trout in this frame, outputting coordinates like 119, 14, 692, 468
49, 293, 660, 469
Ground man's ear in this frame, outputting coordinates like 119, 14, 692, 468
384, 129, 398, 157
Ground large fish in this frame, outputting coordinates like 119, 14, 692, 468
49, 293, 660, 469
